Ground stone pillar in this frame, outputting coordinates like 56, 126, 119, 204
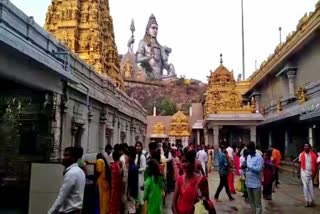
153, 101, 156, 116
113, 117, 118, 144
197, 129, 201, 145
268, 131, 272, 149
308, 127, 314, 147
254, 95, 261, 113
99, 122, 106, 152
250, 126, 257, 143
50, 93, 62, 161
284, 131, 289, 158
287, 70, 296, 98
213, 126, 220, 169
204, 127, 208, 145
213, 126, 219, 149
130, 127, 135, 145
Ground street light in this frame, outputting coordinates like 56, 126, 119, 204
241, 0, 245, 81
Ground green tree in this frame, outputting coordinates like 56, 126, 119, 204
158, 98, 177, 115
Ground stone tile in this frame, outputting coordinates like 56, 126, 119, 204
164, 171, 320, 214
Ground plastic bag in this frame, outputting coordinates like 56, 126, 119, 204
194, 200, 209, 214
236, 178, 245, 193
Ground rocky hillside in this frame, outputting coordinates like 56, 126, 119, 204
125, 78, 207, 115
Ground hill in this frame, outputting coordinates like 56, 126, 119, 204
125, 77, 207, 115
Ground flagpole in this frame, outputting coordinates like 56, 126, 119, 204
241, 0, 245, 81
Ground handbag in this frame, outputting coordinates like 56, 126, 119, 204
236, 178, 242, 192
194, 199, 209, 214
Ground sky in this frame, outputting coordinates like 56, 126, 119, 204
10, 0, 318, 82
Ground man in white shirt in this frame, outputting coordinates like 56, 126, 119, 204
196, 144, 208, 175
48, 147, 86, 214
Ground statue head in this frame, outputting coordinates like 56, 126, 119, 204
146, 14, 158, 38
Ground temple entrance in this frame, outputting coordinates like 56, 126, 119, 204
219, 126, 250, 147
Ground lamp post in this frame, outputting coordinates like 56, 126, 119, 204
241, 0, 245, 81
279, 26, 282, 44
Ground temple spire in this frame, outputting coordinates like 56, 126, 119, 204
44, 0, 124, 89
220, 53, 223, 64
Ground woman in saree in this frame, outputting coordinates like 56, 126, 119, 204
95, 153, 111, 214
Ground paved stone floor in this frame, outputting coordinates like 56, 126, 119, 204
163, 170, 320, 213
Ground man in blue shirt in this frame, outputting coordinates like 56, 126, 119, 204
214, 142, 234, 201
243, 141, 263, 214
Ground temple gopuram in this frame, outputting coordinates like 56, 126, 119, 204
44, 0, 124, 89
147, 2, 320, 161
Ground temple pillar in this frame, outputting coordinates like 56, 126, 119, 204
308, 127, 314, 147
213, 126, 220, 169
287, 70, 297, 98
197, 129, 201, 145
213, 126, 220, 149
50, 93, 62, 161
254, 94, 261, 113
250, 126, 256, 143
268, 131, 272, 149
113, 117, 118, 144
130, 127, 135, 145
99, 122, 106, 152
204, 127, 208, 146
284, 130, 289, 158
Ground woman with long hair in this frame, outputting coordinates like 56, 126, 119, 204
110, 149, 122, 214
95, 153, 111, 214
135, 142, 146, 213
143, 159, 164, 214
172, 148, 212, 214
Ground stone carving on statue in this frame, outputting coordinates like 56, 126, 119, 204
82, 4, 89, 23
136, 14, 176, 79
123, 59, 133, 79
127, 19, 135, 53
94, 61, 102, 73
162, 46, 175, 76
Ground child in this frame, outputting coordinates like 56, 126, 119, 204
262, 150, 275, 200
143, 159, 164, 214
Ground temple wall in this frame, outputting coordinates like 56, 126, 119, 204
255, 36, 320, 113
295, 36, 320, 85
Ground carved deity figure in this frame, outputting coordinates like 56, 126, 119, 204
123, 59, 133, 79
136, 14, 175, 79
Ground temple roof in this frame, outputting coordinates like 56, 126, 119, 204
209, 63, 235, 85
170, 111, 188, 124
247, 2, 320, 92
204, 60, 255, 115
169, 111, 190, 137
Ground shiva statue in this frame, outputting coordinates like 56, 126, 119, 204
136, 14, 175, 79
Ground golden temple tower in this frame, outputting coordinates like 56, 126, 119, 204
44, 0, 124, 89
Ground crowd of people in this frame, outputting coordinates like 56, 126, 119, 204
47, 140, 320, 214
48, 142, 216, 214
